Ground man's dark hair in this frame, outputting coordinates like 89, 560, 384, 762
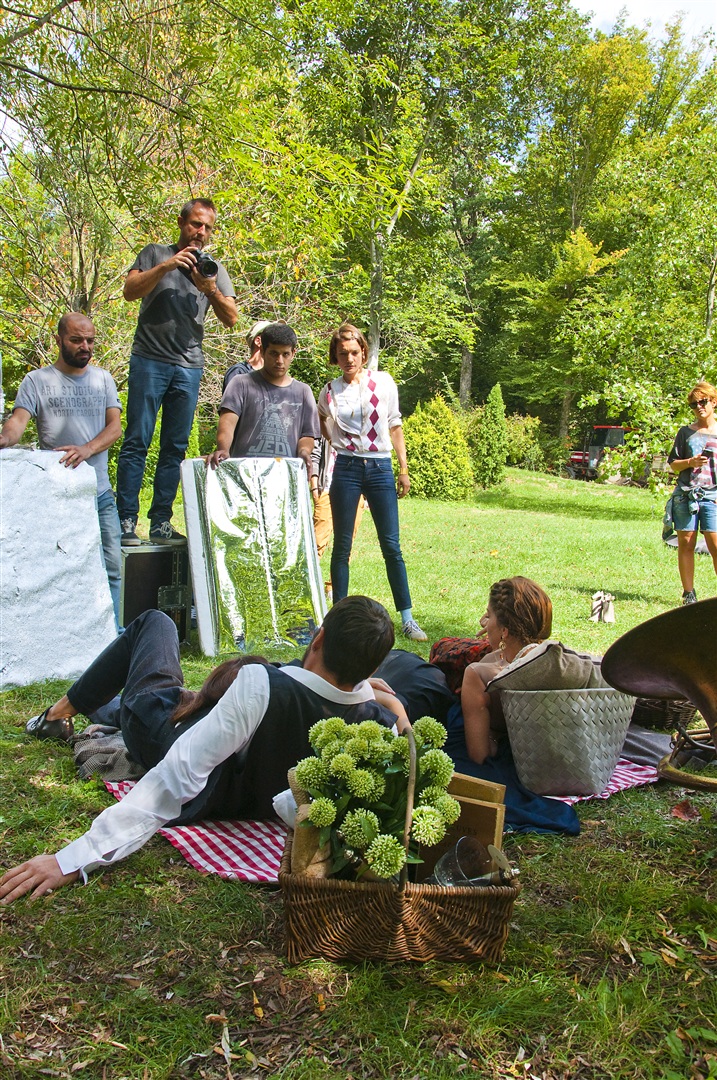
320, 596, 395, 686
57, 312, 94, 335
260, 323, 298, 351
179, 197, 217, 220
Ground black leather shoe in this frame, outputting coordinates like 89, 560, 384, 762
25, 708, 74, 742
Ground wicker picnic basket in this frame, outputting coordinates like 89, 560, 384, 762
501, 687, 635, 797
631, 696, 697, 731
279, 731, 521, 964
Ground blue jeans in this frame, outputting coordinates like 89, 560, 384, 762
329, 455, 412, 611
116, 354, 202, 525
96, 488, 122, 631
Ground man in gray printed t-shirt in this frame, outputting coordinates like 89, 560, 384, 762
207, 323, 319, 474
117, 198, 238, 548
0, 313, 123, 629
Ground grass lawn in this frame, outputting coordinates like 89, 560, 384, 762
2, 470, 716, 1079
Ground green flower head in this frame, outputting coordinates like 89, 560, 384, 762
309, 717, 348, 751
365, 769, 386, 802
307, 796, 337, 828
389, 736, 412, 774
320, 738, 346, 765
411, 805, 447, 846
329, 752, 356, 780
412, 716, 448, 750
346, 767, 378, 799
433, 793, 461, 826
341, 809, 380, 850
419, 784, 446, 805
356, 720, 386, 742
365, 833, 407, 878
362, 736, 394, 766
345, 736, 370, 761
294, 756, 329, 791
419, 749, 454, 789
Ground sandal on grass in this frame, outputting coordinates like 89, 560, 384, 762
25, 708, 74, 742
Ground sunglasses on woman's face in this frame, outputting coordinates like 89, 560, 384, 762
689, 398, 711, 410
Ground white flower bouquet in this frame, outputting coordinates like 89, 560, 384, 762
293, 715, 461, 880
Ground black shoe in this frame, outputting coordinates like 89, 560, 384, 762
26, 708, 74, 742
149, 521, 187, 546
682, 590, 698, 605
120, 518, 141, 546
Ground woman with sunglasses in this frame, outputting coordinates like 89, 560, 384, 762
667, 381, 717, 603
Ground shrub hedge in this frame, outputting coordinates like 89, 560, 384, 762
402, 396, 474, 500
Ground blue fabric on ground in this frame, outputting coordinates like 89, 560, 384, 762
444, 701, 580, 835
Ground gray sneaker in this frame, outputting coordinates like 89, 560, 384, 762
402, 618, 427, 642
681, 590, 698, 605
120, 518, 141, 546
149, 521, 187, 546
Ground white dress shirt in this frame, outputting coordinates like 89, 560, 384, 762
56, 664, 375, 879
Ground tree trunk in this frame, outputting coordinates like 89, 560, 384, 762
558, 387, 575, 442
366, 91, 446, 369
367, 231, 383, 368
459, 345, 473, 406
706, 249, 716, 339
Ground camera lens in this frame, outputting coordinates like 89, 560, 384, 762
197, 254, 218, 277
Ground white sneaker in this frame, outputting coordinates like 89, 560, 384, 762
402, 618, 427, 642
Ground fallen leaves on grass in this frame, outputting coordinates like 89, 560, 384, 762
671, 799, 702, 822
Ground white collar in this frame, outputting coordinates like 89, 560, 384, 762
281, 665, 374, 703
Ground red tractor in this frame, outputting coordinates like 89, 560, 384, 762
566, 425, 627, 481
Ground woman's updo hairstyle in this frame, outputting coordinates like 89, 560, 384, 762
488, 576, 552, 645
329, 322, 368, 365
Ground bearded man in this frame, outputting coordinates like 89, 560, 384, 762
0, 313, 123, 627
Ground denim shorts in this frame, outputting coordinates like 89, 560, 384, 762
672, 488, 717, 533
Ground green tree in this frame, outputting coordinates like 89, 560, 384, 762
467, 383, 508, 488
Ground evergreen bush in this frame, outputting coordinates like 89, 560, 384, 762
464, 383, 508, 488
402, 396, 474, 499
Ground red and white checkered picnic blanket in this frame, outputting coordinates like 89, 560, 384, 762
553, 758, 658, 805
105, 781, 287, 884
106, 759, 657, 883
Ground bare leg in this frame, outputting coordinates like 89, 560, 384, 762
45, 695, 78, 724
676, 530, 697, 592
703, 530, 717, 578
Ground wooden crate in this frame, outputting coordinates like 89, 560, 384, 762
415, 772, 506, 881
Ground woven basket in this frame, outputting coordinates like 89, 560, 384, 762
279, 841, 521, 963
279, 730, 521, 964
501, 687, 635, 796
631, 697, 697, 731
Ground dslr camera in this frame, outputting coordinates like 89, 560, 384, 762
180, 249, 219, 280
192, 250, 219, 277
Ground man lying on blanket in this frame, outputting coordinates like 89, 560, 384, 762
0, 597, 407, 905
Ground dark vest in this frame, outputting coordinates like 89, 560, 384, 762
171, 664, 390, 825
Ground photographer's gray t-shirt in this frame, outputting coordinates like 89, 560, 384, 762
130, 243, 235, 368
220, 371, 320, 458
13, 365, 121, 495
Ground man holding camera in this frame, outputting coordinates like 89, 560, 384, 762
117, 198, 237, 546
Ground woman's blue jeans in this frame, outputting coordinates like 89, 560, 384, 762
329, 455, 412, 612
116, 354, 202, 525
